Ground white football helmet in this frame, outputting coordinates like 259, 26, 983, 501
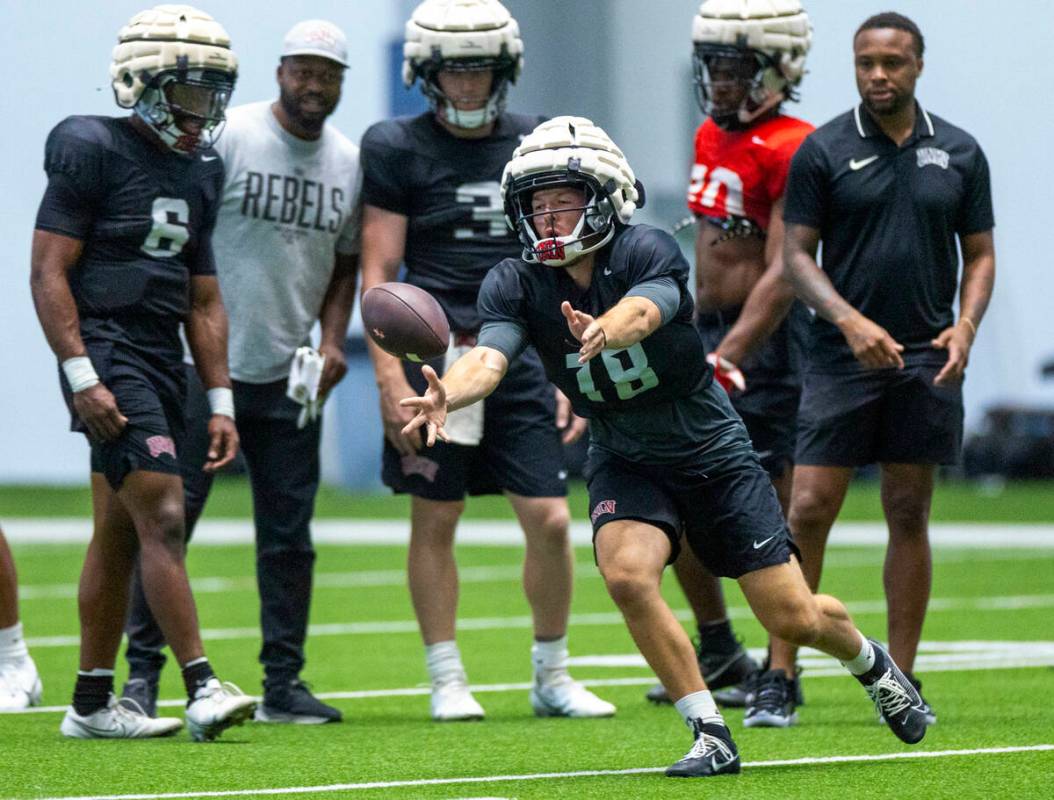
403, 0, 524, 129
110, 5, 238, 154
691, 0, 811, 128
501, 117, 644, 267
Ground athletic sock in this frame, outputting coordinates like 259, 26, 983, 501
841, 632, 877, 676
181, 657, 216, 700
72, 669, 114, 716
0, 621, 29, 662
531, 635, 569, 685
697, 618, 738, 654
425, 640, 465, 684
674, 689, 725, 729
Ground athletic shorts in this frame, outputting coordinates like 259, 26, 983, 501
61, 340, 187, 491
585, 447, 798, 578
382, 344, 567, 501
695, 303, 805, 478
795, 359, 964, 466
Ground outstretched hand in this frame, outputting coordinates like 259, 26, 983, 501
399, 364, 449, 447
561, 301, 606, 363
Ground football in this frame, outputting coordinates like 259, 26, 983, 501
361, 282, 450, 362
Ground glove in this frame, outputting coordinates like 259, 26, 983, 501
706, 352, 746, 394
287, 347, 326, 429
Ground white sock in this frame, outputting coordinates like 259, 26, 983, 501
532, 636, 569, 683
425, 640, 465, 683
674, 690, 724, 729
0, 622, 29, 661
841, 632, 877, 676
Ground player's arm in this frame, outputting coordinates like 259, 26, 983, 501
186, 275, 238, 471
317, 251, 359, 396
932, 230, 995, 385
30, 229, 128, 441
783, 222, 904, 370
562, 295, 664, 364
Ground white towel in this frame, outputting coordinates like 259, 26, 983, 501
287, 347, 326, 429
440, 337, 483, 446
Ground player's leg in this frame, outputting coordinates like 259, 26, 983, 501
506, 492, 615, 718
0, 526, 42, 711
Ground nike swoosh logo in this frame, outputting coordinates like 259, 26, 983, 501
201, 155, 219, 162
751, 136, 766, 146
849, 155, 879, 170
603, 267, 613, 276
752, 536, 775, 550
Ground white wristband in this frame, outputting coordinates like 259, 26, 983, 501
207, 387, 235, 420
61, 356, 100, 393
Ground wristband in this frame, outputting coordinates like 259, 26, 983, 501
959, 317, 977, 337
61, 356, 100, 393
207, 387, 235, 420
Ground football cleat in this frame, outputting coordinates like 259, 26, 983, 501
665, 719, 741, 778
646, 638, 759, 705
185, 678, 256, 742
255, 679, 342, 724
120, 676, 159, 718
60, 695, 182, 739
0, 656, 43, 711
858, 639, 929, 745
530, 674, 616, 718
744, 668, 798, 728
430, 673, 485, 722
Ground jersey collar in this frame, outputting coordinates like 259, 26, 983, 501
853, 101, 934, 140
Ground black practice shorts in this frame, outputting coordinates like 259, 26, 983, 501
695, 304, 806, 478
382, 345, 567, 501
62, 340, 187, 491
796, 359, 964, 467
585, 447, 798, 578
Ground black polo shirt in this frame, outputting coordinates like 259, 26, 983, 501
784, 102, 994, 369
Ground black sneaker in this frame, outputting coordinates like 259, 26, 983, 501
255, 679, 342, 724
879, 670, 936, 726
858, 640, 928, 744
646, 639, 759, 705
120, 677, 159, 719
743, 669, 798, 728
665, 720, 741, 778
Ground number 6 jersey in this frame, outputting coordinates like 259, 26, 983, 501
35, 115, 223, 363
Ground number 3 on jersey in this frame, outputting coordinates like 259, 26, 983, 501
141, 198, 190, 258
566, 344, 659, 401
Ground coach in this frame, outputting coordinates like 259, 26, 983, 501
774, 11, 996, 721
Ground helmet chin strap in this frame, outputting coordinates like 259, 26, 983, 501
532, 213, 589, 267
738, 87, 785, 126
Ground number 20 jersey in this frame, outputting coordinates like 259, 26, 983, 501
359, 112, 545, 332
35, 115, 222, 362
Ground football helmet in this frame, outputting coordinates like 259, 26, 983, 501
403, 0, 523, 129
691, 0, 811, 129
110, 5, 238, 154
502, 117, 644, 268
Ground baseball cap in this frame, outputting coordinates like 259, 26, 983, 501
281, 20, 348, 67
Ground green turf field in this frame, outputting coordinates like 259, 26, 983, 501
2, 494, 1053, 799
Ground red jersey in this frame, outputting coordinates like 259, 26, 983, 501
687, 114, 814, 231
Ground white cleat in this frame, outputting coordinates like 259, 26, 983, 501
0, 656, 43, 711
60, 696, 182, 738
530, 675, 617, 718
185, 678, 256, 742
430, 673, 485, 721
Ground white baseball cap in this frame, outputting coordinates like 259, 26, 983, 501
281, 20, 348, 67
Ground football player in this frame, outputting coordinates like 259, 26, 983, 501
0, 525, 42, 711
359, 0, 613, 721
30, 5, 255, 740
401, 117, 930, 776
646, 0, 815, 724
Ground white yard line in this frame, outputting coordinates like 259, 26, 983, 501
9, 745, 1053, 800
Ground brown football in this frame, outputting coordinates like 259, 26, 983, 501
362, 282, 450, 362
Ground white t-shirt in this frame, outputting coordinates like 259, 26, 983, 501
212, 101, 361, 383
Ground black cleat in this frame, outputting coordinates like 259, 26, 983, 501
255, 679, 343, 724
120, 677, 160, 719
646, 639, 759, 705
879, 671, 936, 726
743, 668, 798, 728
665, 720, 741, 778
858, 640, 929, 744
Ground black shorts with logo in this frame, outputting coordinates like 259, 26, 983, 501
61, 339, 187, 491
795, 356, 964, 466
695, 304, 805, 478
382, 344, 567, 501
585, 446, 797, 578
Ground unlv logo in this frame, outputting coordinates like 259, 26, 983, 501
145, 435, 177, 460
536, 238, 566, 261
591, 499, 617, 524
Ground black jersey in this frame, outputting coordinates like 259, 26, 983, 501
359, 111, 545, 332
35, 115, 223, 363
479, 224, 753, 466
